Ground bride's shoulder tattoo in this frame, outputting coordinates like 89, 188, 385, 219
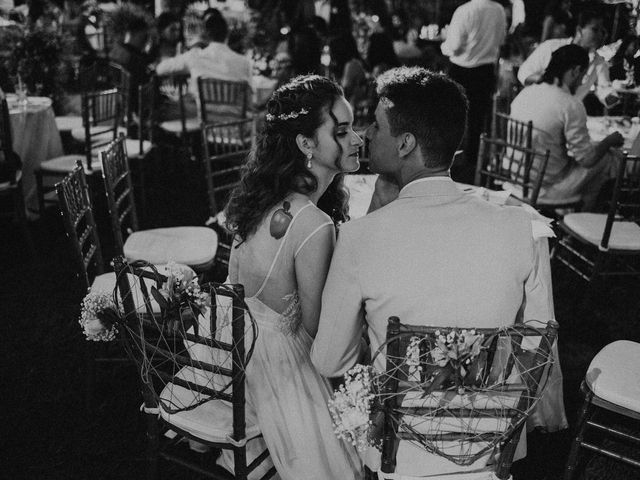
270, 201, 293, 239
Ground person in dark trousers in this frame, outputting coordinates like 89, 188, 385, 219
441, 0, 506, 184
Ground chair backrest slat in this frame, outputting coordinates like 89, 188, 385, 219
198, 77, 250, 125
101, 135, 138, 254
112, 257, 255, 428
81, 88, 123, 171
475, 134, 550, 209
0, 93, 21, 185
202, 119, 254, 268
56, 163, 104, 290
601, 153, 640, 249
202, 118, 254, 218
157, 73, 190, 135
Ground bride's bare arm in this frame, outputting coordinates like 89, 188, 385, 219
294, 223, 336, 338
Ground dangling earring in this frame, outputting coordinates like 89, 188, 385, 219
306, 152, 313, 169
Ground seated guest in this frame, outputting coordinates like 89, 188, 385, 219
609, 34, 640, 86
109, 15, 153, 119
312, 67, 560, 474
511, 45, 624, 211
540, 0, 574, 43
517, 8, 616, 111
155, 8, 253, 116
153, 12, 182, 61
329, 32, 367, 105
367, 31, 400, 78
289, 24, 323, 76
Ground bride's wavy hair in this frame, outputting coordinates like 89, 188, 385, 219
225, 75, 350, 242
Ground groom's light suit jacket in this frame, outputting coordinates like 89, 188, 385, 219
311, 177, 552, 377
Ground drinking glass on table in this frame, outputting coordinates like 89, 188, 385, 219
13, 76, 28, 108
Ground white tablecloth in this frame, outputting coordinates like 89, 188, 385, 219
8, 95, 64, 216
587, 115, 640, 150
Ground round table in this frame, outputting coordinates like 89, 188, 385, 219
7, 95, 64, 216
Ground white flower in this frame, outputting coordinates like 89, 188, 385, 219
328, 364, 377, 452
79, 291, 120, 342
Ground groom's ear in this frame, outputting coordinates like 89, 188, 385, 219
397, 132, 417, 158
295, 134, 315, 157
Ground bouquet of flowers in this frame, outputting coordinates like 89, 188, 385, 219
79, 291, 121, 341
150, 263, 210, 334
328, 364, 380, 452
406, 329, 485, 395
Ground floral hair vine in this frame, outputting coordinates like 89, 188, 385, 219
265, 108, 309, 122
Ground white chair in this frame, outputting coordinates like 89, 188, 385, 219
552, 152, 640, 282
36, 88, 123, 213
202, 119, 254, 267
101, 135, 218, 273
113, 256, 276, 480
564, 340, 640, 479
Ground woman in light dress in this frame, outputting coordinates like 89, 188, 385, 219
222, 75, 364, 480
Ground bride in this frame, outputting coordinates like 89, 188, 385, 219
222, 75, 364, 480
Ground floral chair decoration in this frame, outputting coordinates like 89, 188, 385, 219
329, 317, 559, 480
78, 256, 275, 479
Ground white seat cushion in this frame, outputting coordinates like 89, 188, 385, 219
70, 125, 127, 143
536, 193, 582, 207
55, 115, 83, 133
159, 366, 261, 443
125, 138, 153, 158
159, 118, 201, 134
124, 227, 218, 269
586, 340, 640, 413
90, 263, 196, 312
563, 213, 640, 251
0, 170, 21, 192
39, 155, 98, 174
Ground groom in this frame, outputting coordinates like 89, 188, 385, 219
310, 67, 553, 377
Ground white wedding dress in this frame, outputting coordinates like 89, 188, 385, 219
219, 199, 363, 480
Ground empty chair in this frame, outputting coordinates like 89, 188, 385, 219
373, 316, 559, 480
552, 152, 640, 282
475, 134, 550, 208
101, 135, 218, 272
56, 61, 130, 137
56, 162, 129, 407
564, 340, 640, 479
202, 119, 253, 267
37, 88, 123, 212
198, 77, 250, 125
0, 91, 33, 255
112, 256, 276, 480
157, 72, 200, 139
491, 112, 532, 149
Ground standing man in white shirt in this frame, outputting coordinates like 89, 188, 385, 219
441, 0, 506, 183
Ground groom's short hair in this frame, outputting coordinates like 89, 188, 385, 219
376, 67, 468, 168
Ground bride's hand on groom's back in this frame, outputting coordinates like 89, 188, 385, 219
367, 175, 400, 213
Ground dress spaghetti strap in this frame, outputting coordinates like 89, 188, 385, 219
252, 201, 314, 299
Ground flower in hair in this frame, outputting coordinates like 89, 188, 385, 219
266, 108, 309, 122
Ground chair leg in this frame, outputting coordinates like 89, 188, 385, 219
85, 343, 95, 411
35, 170, 45, 215
13, 185, 35, 259
145, 410, 160, 480
564, 386, 595, 480
233, 446, 248, 480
